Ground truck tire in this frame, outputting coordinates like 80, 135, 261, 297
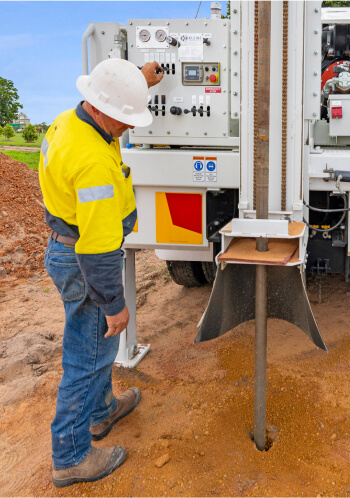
201, 261, 216, 284
166, 261, 207, 287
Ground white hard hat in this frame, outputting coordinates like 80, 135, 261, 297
76, 58, 152, 127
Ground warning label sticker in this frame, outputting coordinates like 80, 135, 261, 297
205, 87, 221, 93
206, 157, 217, 182
193, 156, 205, 182
193, 156, 217, 182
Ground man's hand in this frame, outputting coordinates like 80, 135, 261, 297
105, 306, 130, 338
141, 62, 164, 88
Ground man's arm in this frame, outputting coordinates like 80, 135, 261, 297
141, 61, 164, 87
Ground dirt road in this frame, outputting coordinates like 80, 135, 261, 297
0, 155, 350, 497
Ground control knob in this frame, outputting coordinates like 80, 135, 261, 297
170, 106, 182, 115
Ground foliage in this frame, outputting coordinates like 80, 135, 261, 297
0, 77, 23, 127
221, 1, 230, 19
0, 132, 44, 147
1, 150, 40, 170
22, 123, 39, 143
322, 1, 350, 6
3, 123, 15, 141
0, 125, 3, 136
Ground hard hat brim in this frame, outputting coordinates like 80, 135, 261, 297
76, 75, 153, 128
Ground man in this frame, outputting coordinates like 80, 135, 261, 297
39, 58, 163, 488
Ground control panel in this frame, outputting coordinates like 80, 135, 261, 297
127, 19, 236, 147
182, 63, 220, 86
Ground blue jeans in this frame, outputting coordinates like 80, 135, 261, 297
45, 237, 120, 469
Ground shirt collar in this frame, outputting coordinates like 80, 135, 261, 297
75, 101, 114, 144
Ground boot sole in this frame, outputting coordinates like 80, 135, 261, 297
52, 447, 126, 488
91, 388, 142, 441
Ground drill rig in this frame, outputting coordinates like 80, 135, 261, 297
82, 1, 350, 447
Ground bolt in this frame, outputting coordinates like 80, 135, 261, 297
167, 131, 170, 134
167, 22, 170, 25
101, 31, 105, 35
314, 71, 318, 76
223, 45, 227, 48
149, 130, 152, 134
233, 30, 238, 35
204, 22, 207, 26
313, 112, 317, 117
223, 90, 226, 93
224, 22, 226, 26
234, 112, 238, 117
314, 29, 319, 34
233, 71, 238, 76
223, 111, 227, 115
130, 43, 134, 48
233, 91, 238, 96
314, 8, 319, 13
129, 22, 133, 25
223, 133, 227, 136
185, 132, 189, 135
233, 9, 238, 14
233, 51, 238, 55
314, 50, 318, 55
204, 132, 207, 136
186, 22, 189, 26
313, 91, 318, 96
148, 21, 151, 25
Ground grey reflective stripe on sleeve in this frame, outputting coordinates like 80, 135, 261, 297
77, 185, 114, 203
41, 136, 49, 169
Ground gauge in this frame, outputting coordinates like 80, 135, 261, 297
139, 29, 151, 42
155, 29, 167, 42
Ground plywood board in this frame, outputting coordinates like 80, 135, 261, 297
218, 237, 298, 265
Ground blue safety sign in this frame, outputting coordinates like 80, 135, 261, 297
206, 161, 216, 172
194, 160, 204, 171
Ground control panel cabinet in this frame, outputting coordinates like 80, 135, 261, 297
127, 19, 236, 147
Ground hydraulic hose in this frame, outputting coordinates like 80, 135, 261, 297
303, 194, 347, 233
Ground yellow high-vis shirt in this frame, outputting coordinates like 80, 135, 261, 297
39, 107, 136, 255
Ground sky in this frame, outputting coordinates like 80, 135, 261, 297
0, 1, 216, 124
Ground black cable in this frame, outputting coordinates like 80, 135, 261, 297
195, 0, 202, 19
303, 199, 350, 213
303, 194, 348, 233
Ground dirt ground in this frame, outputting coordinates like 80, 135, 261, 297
1, 153, 350, 497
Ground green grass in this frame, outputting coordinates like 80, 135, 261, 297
0, 132, 44, 147
1, 150, 40, 170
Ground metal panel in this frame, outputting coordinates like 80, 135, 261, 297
124, 186, 209, 250
122, 148, 239, 189
329, 94, 350, 137
230, 1, 240, 119
127, 18, 232, 146
304, 2, 322, 120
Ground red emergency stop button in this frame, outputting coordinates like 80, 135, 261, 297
209, 74, 218, 83
332, 106, 342, 118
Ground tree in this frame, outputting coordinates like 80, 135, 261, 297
0, 77, 23, 127
0, 125, 3, 137
22, 123, 39, 143
322, 1, 350, 6
3, 123, 15, 141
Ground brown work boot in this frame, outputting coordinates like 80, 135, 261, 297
52, 446, 126, 488
90, 387, 141, 441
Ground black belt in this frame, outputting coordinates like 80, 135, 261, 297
51, 231, 78, 247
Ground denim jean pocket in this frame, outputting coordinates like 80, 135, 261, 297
47, 255, 85, 302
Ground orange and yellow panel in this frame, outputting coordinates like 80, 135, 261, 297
155, 192, 203, 245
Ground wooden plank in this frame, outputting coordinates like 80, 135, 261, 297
218, 237, 298, 265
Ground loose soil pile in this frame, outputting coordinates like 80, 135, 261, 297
0, 154, 349, 497
0, 153, 50, 282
